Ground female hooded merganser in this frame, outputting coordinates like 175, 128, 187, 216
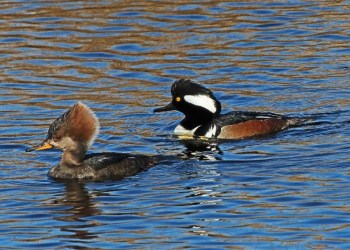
154, 79, 301, 139
26, 102, 156, 181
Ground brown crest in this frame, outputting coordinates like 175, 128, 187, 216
47, 102, 100, 148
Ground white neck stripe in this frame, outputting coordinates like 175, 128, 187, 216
183, 95, 217, 113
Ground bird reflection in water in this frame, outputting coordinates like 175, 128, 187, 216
53, 180, 101, 240
178, 139, 223, 161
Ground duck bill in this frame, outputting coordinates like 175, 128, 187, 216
153, 102, 176, 113
26, 140, 53, 152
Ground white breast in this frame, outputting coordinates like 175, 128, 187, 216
204, 124, 217, 138
174, 124, 217, 138
174, 124, 199, 136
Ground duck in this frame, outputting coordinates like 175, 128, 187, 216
26, 102, 156, 181
154, 79, 302, 139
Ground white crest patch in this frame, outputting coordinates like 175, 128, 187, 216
184, 95, 217, 114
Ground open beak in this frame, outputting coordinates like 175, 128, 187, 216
153, 102, 176, 113
26, 140, 53, 152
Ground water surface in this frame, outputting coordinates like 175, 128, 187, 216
1, 1, 350, 249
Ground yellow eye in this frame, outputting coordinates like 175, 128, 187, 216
175, 96, 181, 102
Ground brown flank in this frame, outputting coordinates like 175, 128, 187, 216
218, 119, 289, 139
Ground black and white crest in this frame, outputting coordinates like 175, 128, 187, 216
171, 79, 221, 116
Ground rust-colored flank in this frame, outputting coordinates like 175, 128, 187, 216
218, 119, 289, 139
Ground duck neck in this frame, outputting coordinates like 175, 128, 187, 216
60, 144, 87, 168
181, 113, 215, 131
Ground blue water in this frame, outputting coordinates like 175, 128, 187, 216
1, 1, 350, 249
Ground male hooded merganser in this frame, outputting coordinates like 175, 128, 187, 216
26, 102, 156, 181
154, 79, 301, 139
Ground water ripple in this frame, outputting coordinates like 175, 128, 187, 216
1, 1, 350, 249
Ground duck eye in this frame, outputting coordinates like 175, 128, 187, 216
175, 96, 181, 102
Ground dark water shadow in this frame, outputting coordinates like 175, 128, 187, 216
52, 180, 101, 241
